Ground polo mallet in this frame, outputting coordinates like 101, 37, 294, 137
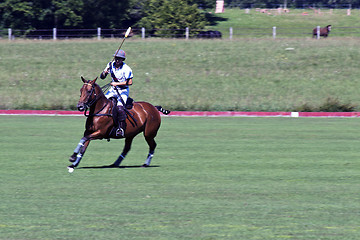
110, 27, 132, 106
102, 27, 131, 89
112, 27, 132, 62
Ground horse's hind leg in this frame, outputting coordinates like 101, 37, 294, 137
111, 137, 134, 167
143, 136, 157, 167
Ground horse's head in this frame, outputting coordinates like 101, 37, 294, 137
77, 76, 99, 112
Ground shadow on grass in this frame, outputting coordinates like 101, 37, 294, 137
78, 165, 160, 169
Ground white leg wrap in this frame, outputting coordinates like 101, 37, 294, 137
72, 153, 82, 167
145, 153, 153, 166
74, 139, 86, 153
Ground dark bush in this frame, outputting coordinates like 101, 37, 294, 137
295, 97, 357, 112
319, 97, 356, 112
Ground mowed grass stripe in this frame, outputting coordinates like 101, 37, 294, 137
0, 116, 359, 239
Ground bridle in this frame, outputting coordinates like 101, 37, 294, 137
81, 83, 111, 117
82, 83, 98, 109
84, 83, 112, 117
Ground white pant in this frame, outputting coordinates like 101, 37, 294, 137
105, 87, 128, 106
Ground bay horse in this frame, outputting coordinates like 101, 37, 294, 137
312, 25, 332, 38
68, 76, 170, 170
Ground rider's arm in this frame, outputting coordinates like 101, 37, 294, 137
110, 78, 133, 86
100, 70, 108, 79
100, 63, 111, 79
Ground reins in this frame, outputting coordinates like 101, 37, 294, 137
84, 102, 112, 117
101, 82, 111, 93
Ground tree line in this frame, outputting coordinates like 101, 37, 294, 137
0, 0, 214, 30
2, 0, 360, 31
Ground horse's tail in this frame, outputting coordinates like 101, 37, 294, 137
155, 106, 171, 115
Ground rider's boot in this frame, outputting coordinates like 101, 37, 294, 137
113, 105, 127, 137
116, 120, 126, 137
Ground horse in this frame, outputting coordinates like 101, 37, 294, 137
197, 30, 222, 39
68, 76, 170, 170
312, 25, 332, 38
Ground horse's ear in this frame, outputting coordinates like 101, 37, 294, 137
90, 77, 98, 85
81, 76, 86, 83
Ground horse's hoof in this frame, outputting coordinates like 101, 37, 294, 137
141, 164, 149, 168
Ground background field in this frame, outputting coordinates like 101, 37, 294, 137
1, 115, 359, 239
1, 38, 360, 112
1, 8, 360, 112
211, 8, 360, 38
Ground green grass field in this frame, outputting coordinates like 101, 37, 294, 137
1, 8, 360, 240
1, 115, 359, 239
210, 8, 360, 38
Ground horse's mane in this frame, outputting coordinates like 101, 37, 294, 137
93, 82, 108, 99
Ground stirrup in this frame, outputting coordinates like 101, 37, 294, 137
116, 128, 124, 137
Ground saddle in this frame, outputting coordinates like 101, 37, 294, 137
110, 97, 134, 110
125, 97, 134, 109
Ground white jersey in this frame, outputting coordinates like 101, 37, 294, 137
104, 61, 133, 90
103, 61, 133, 106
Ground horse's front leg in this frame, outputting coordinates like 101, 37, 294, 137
69, 137, 90, 168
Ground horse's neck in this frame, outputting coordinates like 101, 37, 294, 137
91, 87, 110, 113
